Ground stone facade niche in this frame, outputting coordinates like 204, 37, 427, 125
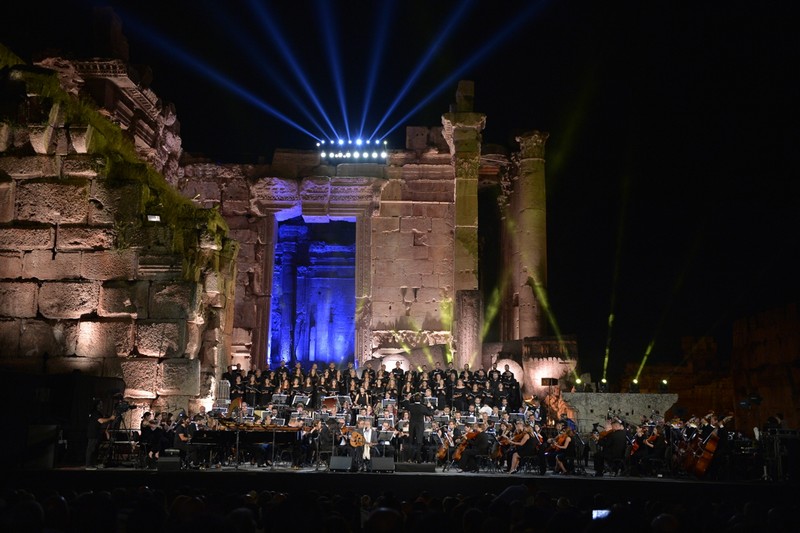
0, 61, 236, 415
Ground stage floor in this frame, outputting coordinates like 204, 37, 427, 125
4, 461, 796, 509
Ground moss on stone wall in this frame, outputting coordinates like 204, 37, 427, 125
1, 50, 232, 281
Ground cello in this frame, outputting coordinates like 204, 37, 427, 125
452, 429, 478, 462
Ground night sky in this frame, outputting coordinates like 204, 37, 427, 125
3, 1, 798, 382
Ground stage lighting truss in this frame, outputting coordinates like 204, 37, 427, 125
317, 139, 389, 162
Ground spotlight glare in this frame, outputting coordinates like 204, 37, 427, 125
353, 152, 359, 158
632, 379, 638, 384
348, 139, 352, 144
601, 378, 607, 384
380, 151, 387, 158
366, 139, 371, 144
316, 142, 320, 147
321, 151, 327, 158
372, 151, 378, 158
362, 152, 368, 158
575, 378, 582, 385
356, 139, 363, 146
661, 379, 668, 385
338, 139, 344, 145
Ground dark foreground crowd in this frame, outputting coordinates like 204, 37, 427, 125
0, 480, 795, 533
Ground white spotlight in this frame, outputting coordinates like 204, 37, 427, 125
348, 139, 352, 144
356, 139, 363, 146
316, 142, 320, 147
353, 152, 360, 158
362, 152, 368, 158
371, 152, 378, 158
380, 151, 387, 158
321, 152, 327, 158
338, 139, 344, 145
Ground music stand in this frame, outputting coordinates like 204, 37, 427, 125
425, 396, 437, 406
464, 415, 477, 424
357, 415, 375, 425
382, 399, 396, 409
433, 415, 450, 425
293, 395, 310, 406
337, 396, 351, 408
272, 394, 288, 405
272, 418, 286, 426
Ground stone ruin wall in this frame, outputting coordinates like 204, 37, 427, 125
173, 140, 459, 371
0, 63, 237, 422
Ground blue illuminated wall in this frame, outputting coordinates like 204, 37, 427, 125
268, 218, 356, 367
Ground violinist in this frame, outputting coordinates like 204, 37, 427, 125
458, 422, 490, 473
628, 425, 649, 475
507, 420, 536, 474
552, 427, 574, 474
642, 425, 667, 475
593, 418, 627, 476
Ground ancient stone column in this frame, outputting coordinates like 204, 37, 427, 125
514, 131, 549, 338
442, 81, 486, 368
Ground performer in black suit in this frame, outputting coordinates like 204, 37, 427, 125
401, 394, 434, 462
85, 400, 115, 469
458, 422, 491, 472
593, 419, 627, 476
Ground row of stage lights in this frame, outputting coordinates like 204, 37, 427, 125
573, 377, 670, 394
317, 139, 389, 161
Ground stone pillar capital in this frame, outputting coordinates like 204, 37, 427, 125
441, 113, 487, 154
516, 130, 549, 160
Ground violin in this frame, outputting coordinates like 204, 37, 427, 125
548, 431, 568, 452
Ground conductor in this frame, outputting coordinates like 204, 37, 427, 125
401, 393, 434, 462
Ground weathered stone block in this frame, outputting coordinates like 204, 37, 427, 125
380, 202, 413, 217
234, 299, 257, 328
135, 320, 184, 357
60, 155, 103, 177
38, 281, 99, 319
0, 252, 22, 279
0, 282, 37, 317
149, 281, 197, 319
16, 178, 89, 224
89, 180, 143, 226
0, 156, 57, 178
158, 358, 200, 396
76, 319, 135, 357
372, 217, 400, 233
19, 319, 62, 356
399, 216, 432, 233
81, 249, 137, 280
22, 250, 81, 280
0, 180, 14, 223
0, 319, 20, 354
98, 281, 149, 318
0, 226, 54, 251
56, 226, 116, 251
120, 358, 158, 398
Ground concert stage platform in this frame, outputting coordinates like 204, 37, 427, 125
4, 463, 796, 510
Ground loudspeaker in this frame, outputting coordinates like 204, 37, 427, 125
157, 456, 181, 472
329, 456, 353, 472
370, 457, 395, 472
394, 462, 435, 473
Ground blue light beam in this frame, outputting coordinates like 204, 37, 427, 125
316, 0, 350, 139
208, 3, 331, 140
369, 0, 477, 140
119, 11, 318, 140
246, 0, 338, 139
357, 0, 397, 139
376, 0, 551, 140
